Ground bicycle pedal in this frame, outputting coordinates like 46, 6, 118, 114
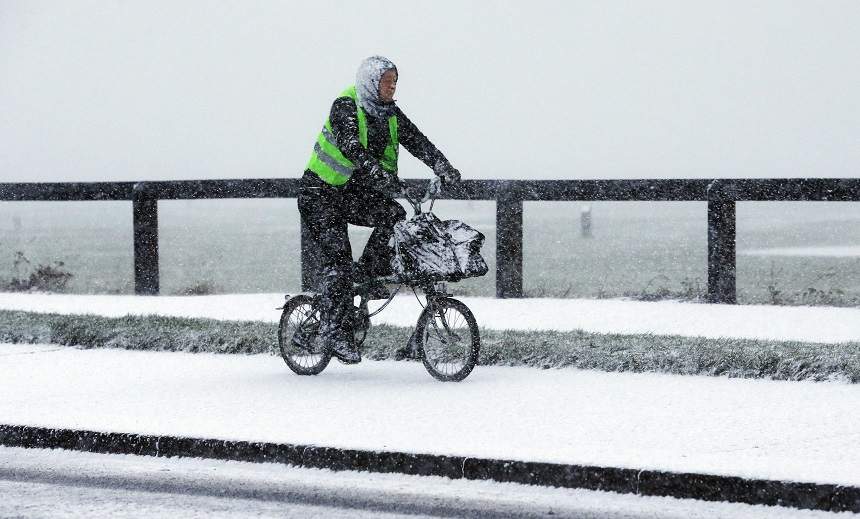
393, 343, 421, 361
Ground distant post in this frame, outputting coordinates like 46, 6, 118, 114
496, 182, 523, 298
707, 180, 736, 304
133, 183, 159, 295
580, 205, 592, 238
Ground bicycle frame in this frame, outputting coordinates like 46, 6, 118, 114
278, 178, 480, 381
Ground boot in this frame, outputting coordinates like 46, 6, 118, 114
328, 339, 361, 364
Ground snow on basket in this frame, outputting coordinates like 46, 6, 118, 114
391, 213, 488, 282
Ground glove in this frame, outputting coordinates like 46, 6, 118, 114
366, 163, 396, 192
433, 160, 461, 186
424, 175, 443, 201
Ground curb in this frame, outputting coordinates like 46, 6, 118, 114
1, 424, 858, 513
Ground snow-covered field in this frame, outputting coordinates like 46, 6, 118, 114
2, 343, 859, 488
1, 292, 859, 344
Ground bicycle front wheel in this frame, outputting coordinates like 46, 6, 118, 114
278, 294, 331, 375
416, 297, 480, 382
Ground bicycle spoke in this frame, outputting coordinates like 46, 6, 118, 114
278, 296, 331, 376
424, 304, 470, 375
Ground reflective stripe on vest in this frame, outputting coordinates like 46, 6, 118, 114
306, 85, 399, 186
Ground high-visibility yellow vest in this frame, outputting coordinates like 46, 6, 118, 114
306, 85, 399, 186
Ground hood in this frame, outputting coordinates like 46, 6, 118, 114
355, 55, 397, 118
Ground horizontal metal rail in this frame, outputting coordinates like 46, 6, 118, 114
2, 178, 858, 301
4, 177, 858, 202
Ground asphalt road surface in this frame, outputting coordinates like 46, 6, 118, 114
0, 447, 842, 519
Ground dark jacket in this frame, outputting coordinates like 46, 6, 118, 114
303, 96, 451, 189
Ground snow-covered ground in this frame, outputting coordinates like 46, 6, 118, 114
739, 245, 860, 258
0, 446, 844, 519
2, 292, 859, 492
2, 344, 859, 488
1, 292, 859, 344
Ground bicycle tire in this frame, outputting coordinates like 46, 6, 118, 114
278, 294, 331, 376
416, 297, 480, 382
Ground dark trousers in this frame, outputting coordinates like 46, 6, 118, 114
298, 172, 406, 346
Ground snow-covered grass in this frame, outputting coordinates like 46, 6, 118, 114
3, 309, 859, 382
2, 292, 859, 344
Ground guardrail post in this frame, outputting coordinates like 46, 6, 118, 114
132, 183, 159, 295
300, 212, 320, 292
707, 180, 736, 304
496, 182, 523, 298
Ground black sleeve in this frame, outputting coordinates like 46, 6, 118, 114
396, 107, 452, 171
329, 97, 377, 170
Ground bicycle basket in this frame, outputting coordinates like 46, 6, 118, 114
391, 213, 488, 282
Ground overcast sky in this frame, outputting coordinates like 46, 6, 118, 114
1, 0, 858, 183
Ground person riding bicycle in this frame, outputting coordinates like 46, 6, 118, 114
298, 55, 461, 364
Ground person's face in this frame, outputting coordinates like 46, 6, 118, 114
379, 69, 397, 102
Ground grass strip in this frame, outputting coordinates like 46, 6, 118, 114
1, 309, 858, 383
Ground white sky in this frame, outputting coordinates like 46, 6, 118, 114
1, 0, 858, 182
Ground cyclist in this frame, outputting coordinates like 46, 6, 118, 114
298, 55, 461, 364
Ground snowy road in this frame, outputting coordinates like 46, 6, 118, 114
2, 344, 859, 488
0, 447, 846, 519
1, 292, 859, 344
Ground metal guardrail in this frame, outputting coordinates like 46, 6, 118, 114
2, 178, 858, 303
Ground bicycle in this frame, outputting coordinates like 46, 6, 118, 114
277, 178, 482, 382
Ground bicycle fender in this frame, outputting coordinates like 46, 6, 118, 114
276, 292, 321, 310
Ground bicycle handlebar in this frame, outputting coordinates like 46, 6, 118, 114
396, 176, 443, 214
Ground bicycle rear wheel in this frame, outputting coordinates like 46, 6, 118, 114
416, 297, 480, 382
278, 294, 331, 375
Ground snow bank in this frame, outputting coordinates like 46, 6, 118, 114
739, 245, 860, 258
